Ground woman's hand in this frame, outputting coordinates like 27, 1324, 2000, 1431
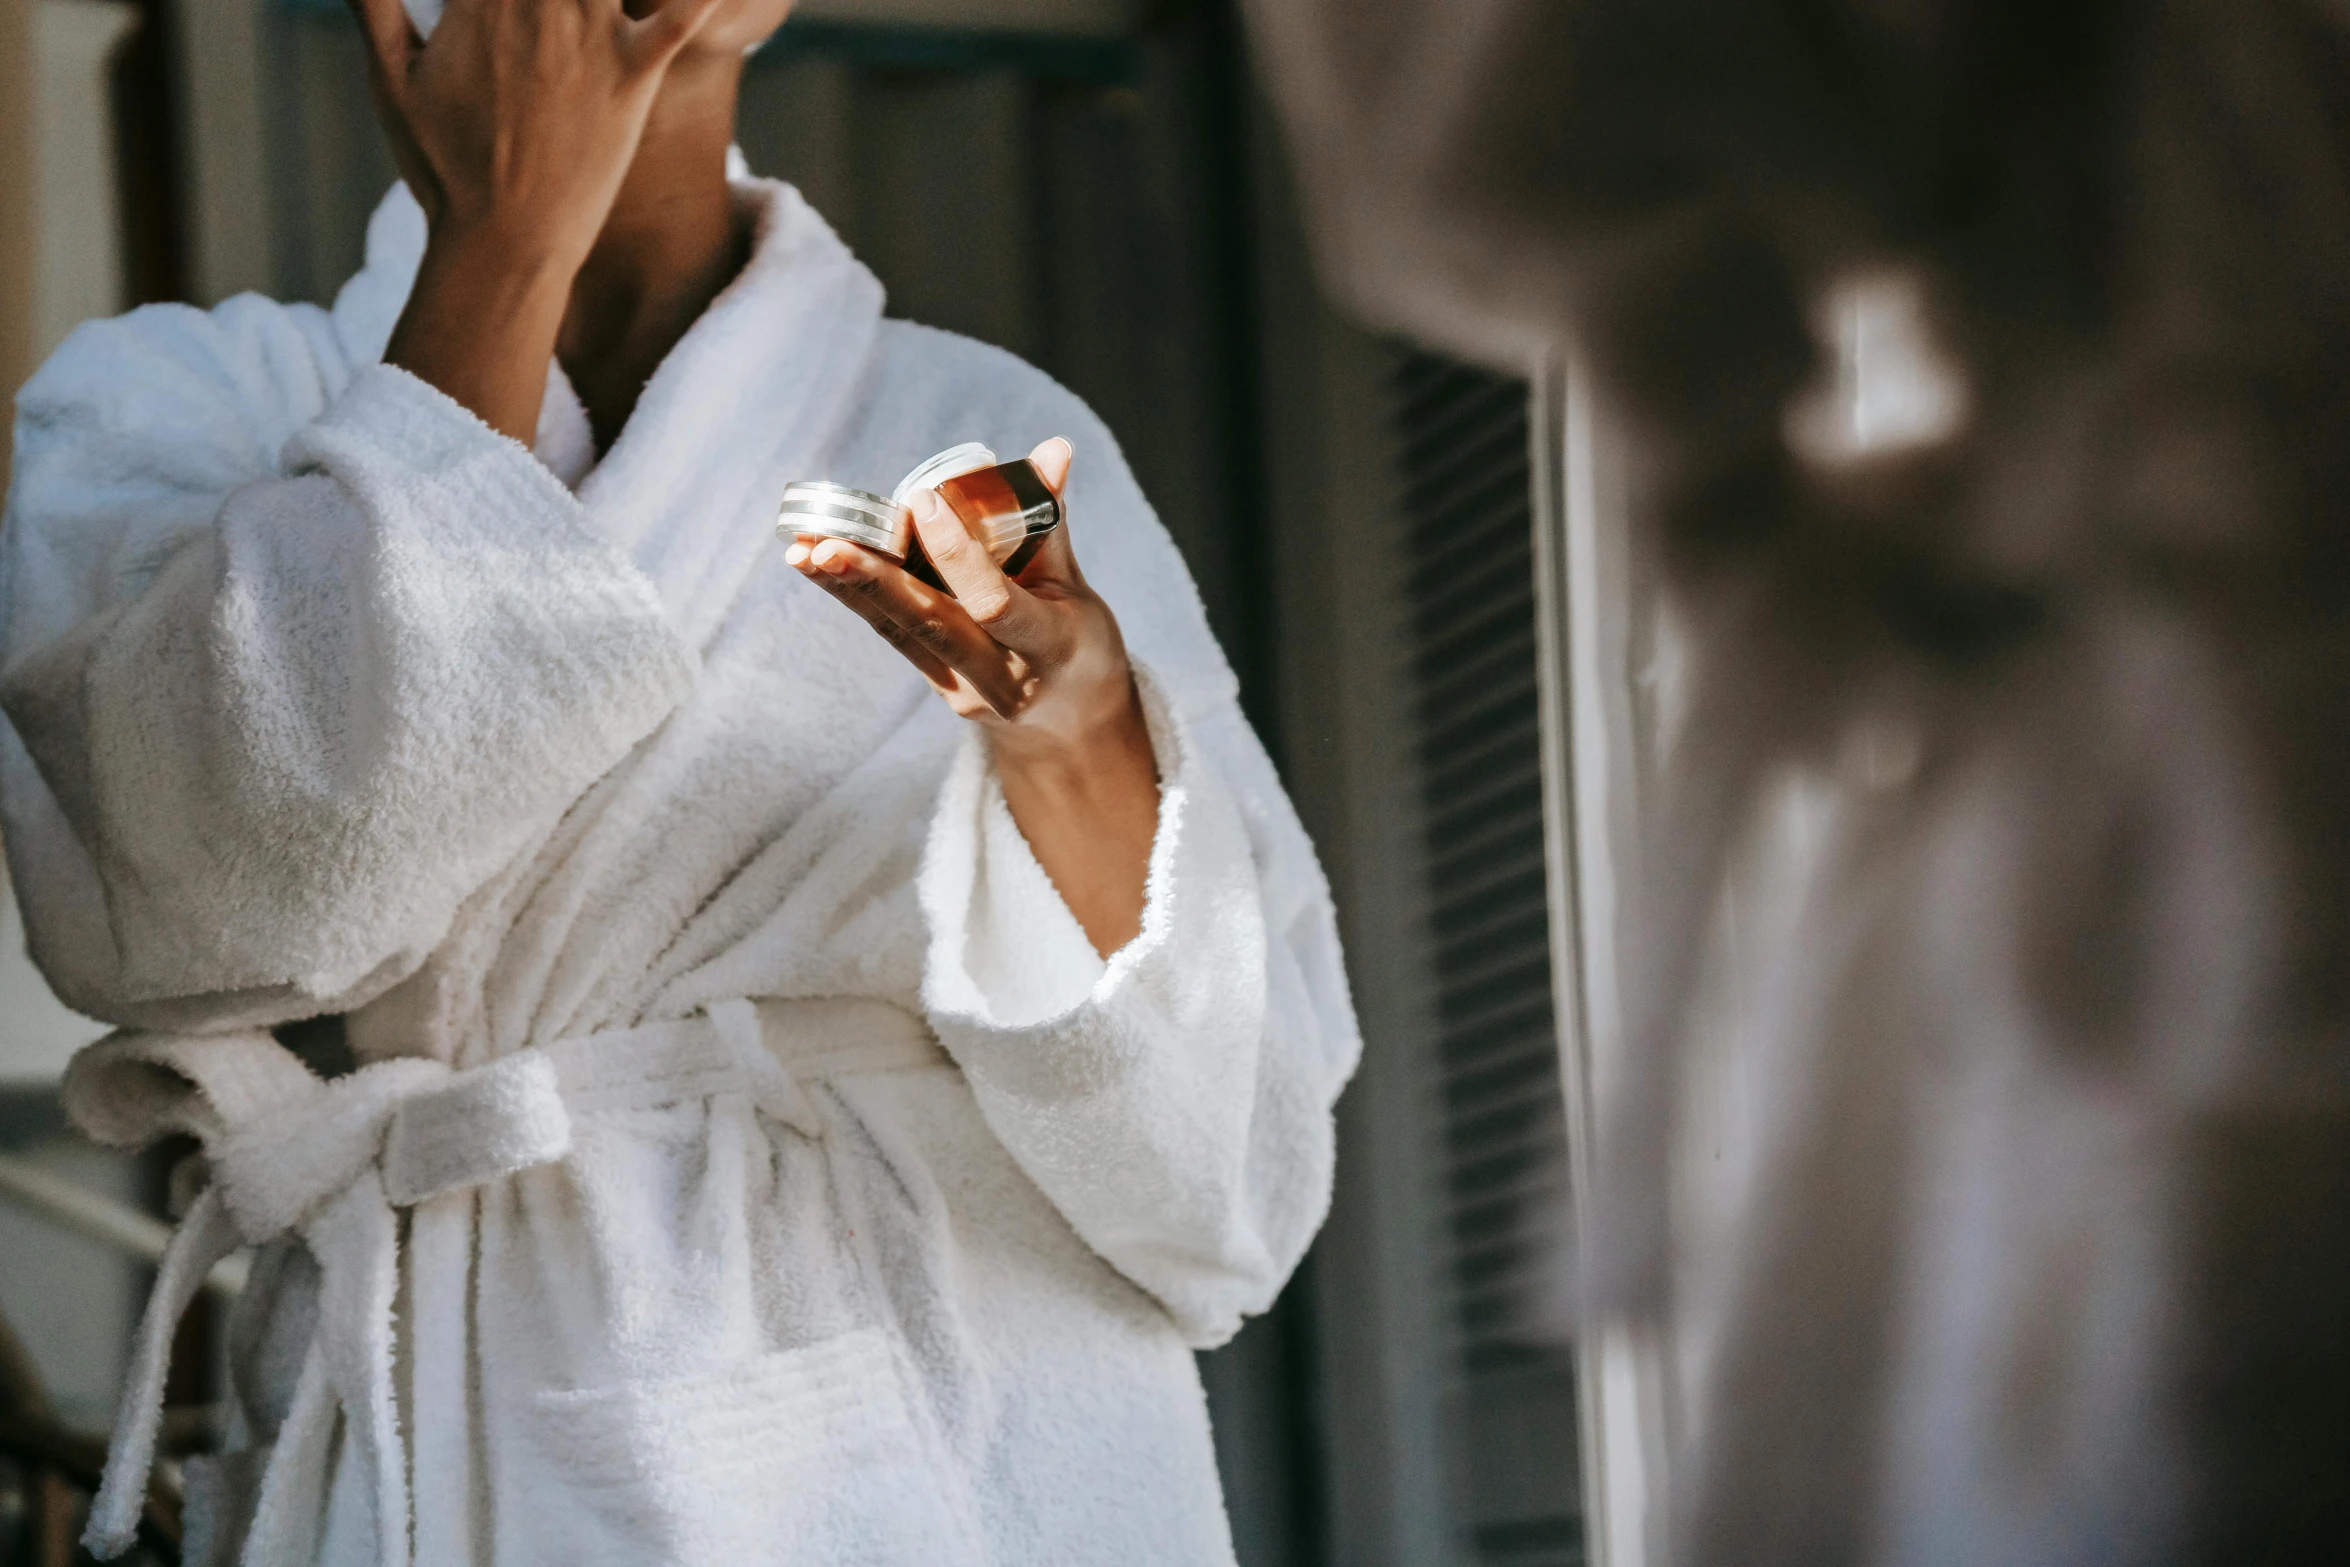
787, 439, 1161, 955
348, 0, 726, 439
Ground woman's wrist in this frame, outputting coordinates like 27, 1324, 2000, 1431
386, 228, 580, 443
990, 676, 1160, 955
422, 214, 587, 291
988, 674, 1155, 790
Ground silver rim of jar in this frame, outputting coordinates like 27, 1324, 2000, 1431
776, 482, 911, 558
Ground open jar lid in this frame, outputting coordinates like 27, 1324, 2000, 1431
890, 442, 997, 510
775, 481, 911, 558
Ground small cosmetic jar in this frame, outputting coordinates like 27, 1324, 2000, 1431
929, 457, 1061, 575
778, 442, 1063, 591
771, 481, 913, 560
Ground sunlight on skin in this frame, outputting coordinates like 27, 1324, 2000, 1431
788, 436, 1161, 957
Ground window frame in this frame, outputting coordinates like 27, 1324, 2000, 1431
1530, 357, 1677, 1567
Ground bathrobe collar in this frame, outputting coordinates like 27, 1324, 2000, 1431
328, 161, 889, 649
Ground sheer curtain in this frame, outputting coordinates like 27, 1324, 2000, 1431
1247, 1, 2350, 1561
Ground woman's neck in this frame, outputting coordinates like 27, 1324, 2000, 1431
557, 59, 752, 454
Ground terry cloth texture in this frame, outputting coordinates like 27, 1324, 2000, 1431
0, 168, 1362, 1566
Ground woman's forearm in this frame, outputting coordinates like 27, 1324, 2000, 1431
355, 0, 722, 447
993, 686, 1159, 958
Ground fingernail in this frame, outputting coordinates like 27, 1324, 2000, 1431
911, 490, 942, 521
784, 542, 810, 567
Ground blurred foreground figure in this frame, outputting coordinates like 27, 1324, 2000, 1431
1246, 1, 2350, 1561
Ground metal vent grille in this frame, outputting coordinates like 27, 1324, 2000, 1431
1389, 350, 1584, 1567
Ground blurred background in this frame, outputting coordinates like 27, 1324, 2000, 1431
0, 0, 1592, 1561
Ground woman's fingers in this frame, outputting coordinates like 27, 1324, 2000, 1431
907, 489, 1042, 644
624, 0, 730, 72
785, 541, 960, 689
344, 0, 418, 91
344, 0, 440, 209
792, 539, 1035, 717
1027, 435, 1073, 494
1008, 436, 1083, 587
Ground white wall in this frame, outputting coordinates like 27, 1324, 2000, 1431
3, 0, 131, 1081
31, 0, 138, 357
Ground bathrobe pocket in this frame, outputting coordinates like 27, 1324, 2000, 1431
522, 1326, 976, 1566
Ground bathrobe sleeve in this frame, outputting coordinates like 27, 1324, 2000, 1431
0, 299, 695, 1027
916, 390, 1362, 1349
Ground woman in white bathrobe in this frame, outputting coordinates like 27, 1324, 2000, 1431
0, 0, 1361, 1558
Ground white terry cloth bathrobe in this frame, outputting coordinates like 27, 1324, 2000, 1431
0, 166, 1361, 1566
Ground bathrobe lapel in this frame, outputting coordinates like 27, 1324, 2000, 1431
577, 184, 886, 649
332, 167, 889, 654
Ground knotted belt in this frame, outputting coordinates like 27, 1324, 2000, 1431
60, 997, 945, 1565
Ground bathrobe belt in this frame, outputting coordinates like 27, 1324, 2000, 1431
66, 997, 947, 1565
